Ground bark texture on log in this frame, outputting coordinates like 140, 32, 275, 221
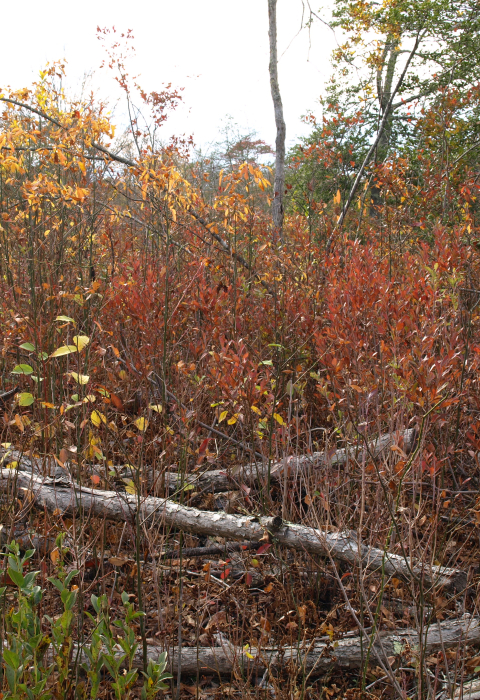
71, 616, 480, 676
0, 467, 465, 592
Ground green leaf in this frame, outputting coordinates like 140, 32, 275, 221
7, 568, 25, 588
11, 364, 33, 375
18, 392, 34, 407
19, 342, 35, 352
3, 649, 19, 669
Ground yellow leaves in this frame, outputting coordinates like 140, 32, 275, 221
123, 479, 137, 495
149, 403, 163, 413
134, 417, 149, 432
90, 410, 106, 427
227, 414, 238, 425
70, 372, 89, 385
51, 345, 77, 358
73, 335, 90, 351
333, 189, 341, 205
251, 405, 261, 415
243, 644, 255, 660
50, 335, 89, 357
218, 410, 228, 423
273, 413, 285, 426
86, 433, 103, 460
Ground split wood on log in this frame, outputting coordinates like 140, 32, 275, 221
0, 468, 465, 592
71, 616, 480, 676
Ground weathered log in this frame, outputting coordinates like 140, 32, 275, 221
175, 427, 417, 492
71, 616, 480, 676
0, 428, 417, 494
0, 468, 465, 592
162, 541, 259, 560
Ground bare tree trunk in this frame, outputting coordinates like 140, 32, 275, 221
268, 0, 286, 242
327, 28, 424, 250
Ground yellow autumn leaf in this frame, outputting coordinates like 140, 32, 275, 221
123, 479, 137, 495
73, 335, 90, 352
90, 410, 106, 427
273, 413, 285, 426
51, 345, 77, 358
149, 404, 163, 413
218, 410, 228, 423
251, 405, 261, 414
134, 417, 149, 432
243, 644, 254, 660
70, 371, 89, 385
227, 414, 238, 425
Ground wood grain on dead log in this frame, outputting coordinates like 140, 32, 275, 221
0, 467, 465, 592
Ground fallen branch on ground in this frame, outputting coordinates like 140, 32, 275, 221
0, 428, 417, 494
71, 615, 480, 676
0, 467, 466, 592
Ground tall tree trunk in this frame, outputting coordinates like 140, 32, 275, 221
370, 36, 399, 214
268, 0, 286, 242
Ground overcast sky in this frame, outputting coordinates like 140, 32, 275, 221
2, 0, 337, 151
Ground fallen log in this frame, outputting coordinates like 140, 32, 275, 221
0, 468, 466, 592
0, 428, 417, 494
71, 615, 480, 676
162, 541, 259, 560
158, 427, 416, 493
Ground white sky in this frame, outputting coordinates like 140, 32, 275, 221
2, 0, 337, 152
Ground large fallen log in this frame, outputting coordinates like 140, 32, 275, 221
0, 428, 416, 494
160, 428, 417, 493
0, 468, 465, 592
72, 616, 480, 676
